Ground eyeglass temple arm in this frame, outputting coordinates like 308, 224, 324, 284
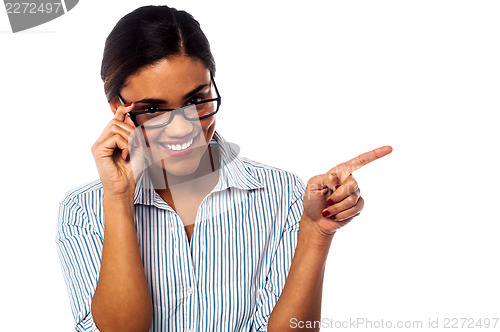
117, 94, 126, 105
211, 74, 221, 106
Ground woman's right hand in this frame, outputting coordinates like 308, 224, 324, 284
91, 102, 142, 198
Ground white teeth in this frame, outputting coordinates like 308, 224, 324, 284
163, 137, 194, 151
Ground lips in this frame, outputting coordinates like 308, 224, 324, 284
156, 133, 200, 157
158, 136, 195, 151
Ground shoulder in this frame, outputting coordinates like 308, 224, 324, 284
239, 156, 306, 199
215, 131, 305, 190
56, 178, 104, 237
57, 179, 104, 228
59, 178, 103, 207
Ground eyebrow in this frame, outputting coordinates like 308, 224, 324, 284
133, 83, 210, 105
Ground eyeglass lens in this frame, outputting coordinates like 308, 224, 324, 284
136, 100, 218, 127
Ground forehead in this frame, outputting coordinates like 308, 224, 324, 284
121, 56, 210, 100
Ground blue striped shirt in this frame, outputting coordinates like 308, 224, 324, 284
56, 131, 306, 331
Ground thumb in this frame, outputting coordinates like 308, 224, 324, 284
306, 173, 340, 196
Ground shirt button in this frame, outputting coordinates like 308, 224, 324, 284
187, 287, 193, 295
186, 329, 194, 332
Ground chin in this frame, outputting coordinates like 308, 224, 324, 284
162, 161, 201, 177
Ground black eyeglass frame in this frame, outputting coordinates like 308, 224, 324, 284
117, 74, 221, 129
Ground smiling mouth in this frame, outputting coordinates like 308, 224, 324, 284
157, 134, 198, 151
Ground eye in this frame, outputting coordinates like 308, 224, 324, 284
187, 95, 204, 105
142, 106, 161, 113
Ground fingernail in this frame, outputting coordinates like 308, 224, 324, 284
322, 210, 330, 217
334, 183, 341, 190
124, 102, 132, 107
326, 198, 334, 206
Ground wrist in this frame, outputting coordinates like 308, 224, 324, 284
299, 215, 335, 250
102, 191, 135, 227
103, 190, 135, 205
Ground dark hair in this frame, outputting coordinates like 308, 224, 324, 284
100, 5, 216, 102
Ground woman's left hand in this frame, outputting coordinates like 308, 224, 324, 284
302, 146, 392, 237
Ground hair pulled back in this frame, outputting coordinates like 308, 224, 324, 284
101, 5, 216, 102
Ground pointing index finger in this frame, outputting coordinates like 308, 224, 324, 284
330, 145, 393, 182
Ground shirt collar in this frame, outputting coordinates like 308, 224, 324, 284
133, 130, 264, 206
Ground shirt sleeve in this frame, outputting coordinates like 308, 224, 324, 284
251, 175, 306, 331
55, 196, 103, 332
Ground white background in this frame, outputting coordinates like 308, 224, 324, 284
1, 1, 499, 331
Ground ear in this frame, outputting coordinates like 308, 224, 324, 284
108, 96, 122, 116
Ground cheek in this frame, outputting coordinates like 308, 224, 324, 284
202, 117, 216, 141
141, 127, 163, 146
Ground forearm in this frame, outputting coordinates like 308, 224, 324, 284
268, 217, 334, 332
91, 193, 153, 332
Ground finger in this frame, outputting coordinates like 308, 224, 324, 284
111, 118, 136, 132
100, 134, 130, 160
109, 121, 135, 141
322, 189, 361, 217
306, 173, 340, 198
306, 172, 340, 191
334, 212, 361, 228
96, 120, 135, 147
329, 145, 392, 182
124, 113, 137, 128
326, 174, 358, 205
327, 196, 364, 221
114, 102, 134, 122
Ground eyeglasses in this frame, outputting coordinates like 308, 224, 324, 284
117, 74, 221, 129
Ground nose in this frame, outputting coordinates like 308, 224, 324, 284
166, 110, 195, 137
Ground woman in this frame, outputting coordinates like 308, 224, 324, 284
56, 5, 391, 332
